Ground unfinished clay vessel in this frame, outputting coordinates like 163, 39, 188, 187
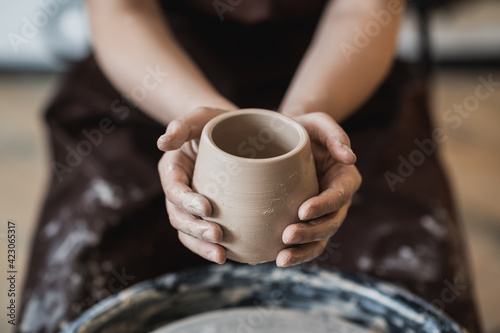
192, 109, 318, 263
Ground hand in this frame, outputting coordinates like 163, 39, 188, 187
276, 112, 362, 267
157, 107, 230, 264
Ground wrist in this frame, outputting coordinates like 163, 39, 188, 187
279, 91, 332, 118
280, 89, 357, 123
185, 92, 237, 115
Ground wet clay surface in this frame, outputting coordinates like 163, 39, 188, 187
151, 308, 371, 333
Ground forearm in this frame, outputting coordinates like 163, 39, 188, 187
86, 0, 235, 125
280, 0, 405, 122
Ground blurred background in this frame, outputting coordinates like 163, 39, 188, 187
0, 0, 499, 332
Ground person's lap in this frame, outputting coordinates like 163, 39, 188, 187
17, 58, 481, 333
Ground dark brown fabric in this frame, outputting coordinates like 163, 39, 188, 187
160, 0, 329, 23
18, 4, 481, 333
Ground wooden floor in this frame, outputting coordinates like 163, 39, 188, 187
431, 67, 500, 333
0, 68, 499, 332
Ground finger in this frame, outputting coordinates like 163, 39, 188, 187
158, 149, 192, 186
158, 152, 211, 217
178, 231, 226, 264
310, 139, 335, 175
283, 207, 348, 245
167, 201, 222, 243
295, 112, 356, 164
166, 181, 212, 217
157, 107, 228, 151
298, 164, 361, 220
276, 239, 328, 267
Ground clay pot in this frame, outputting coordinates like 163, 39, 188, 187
192, 109, 319, 263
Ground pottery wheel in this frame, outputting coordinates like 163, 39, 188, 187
63, 263, 466, 333
151, 308, 371, 333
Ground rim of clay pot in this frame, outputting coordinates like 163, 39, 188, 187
203, 109, 308, 163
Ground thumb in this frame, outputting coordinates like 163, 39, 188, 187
295, 112, 356, 165
157, 107, 229, 151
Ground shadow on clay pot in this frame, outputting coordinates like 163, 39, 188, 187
192, 109, 319, 264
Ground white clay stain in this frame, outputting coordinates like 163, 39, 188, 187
420, 215, 446, 238
83, 178, 123, 209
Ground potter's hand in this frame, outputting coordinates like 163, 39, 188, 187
277, 112, 362, 267
157, 107, 230, 264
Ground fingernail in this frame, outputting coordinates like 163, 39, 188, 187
202, 229, 217, 243
158, 133, 179, 150
183, 197, 205, 216
157, 134, 168, 147
287, 233, 303, 244
342, 144, 356, 162
208, 250, 221, 263
298, 207, 307, 220
342, 144, 354, 155
333, 137, 346, 148
166, 123, 177, 136
304, 207, 318, 220
277, 255, 289, 267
